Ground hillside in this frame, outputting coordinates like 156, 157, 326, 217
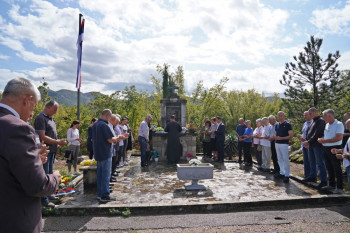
48, 89, 98, 106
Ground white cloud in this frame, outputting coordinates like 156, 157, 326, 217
338, 50, 350, 70
0, 54, 9, 60
185, 66, 286, 94
0, 0, 295, 94
310, 1, 350, 36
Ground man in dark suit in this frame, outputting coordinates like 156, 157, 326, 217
215, 116, 226, 163
0, 78, 60, 233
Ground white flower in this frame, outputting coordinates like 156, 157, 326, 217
189, 159, 202, 166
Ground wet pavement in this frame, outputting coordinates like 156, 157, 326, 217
58, 155, 327, 208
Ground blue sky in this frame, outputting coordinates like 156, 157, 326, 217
0, 0, 349, 95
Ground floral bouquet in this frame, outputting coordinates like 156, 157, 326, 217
55, 175, 75, 196
189, 159, 202, 166
185, 152, 194, 161
80, 159, 97, 166
156, 127, 164, 132
186, 124, 198, 134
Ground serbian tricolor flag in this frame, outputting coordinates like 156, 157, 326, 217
76, 14, 84, 89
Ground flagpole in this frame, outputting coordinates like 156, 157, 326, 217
77, 13, 83, 121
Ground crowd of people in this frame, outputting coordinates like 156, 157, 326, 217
200, 108, 350, 193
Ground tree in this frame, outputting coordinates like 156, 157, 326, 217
280, 35, 340, 119
160, 64, 170, 98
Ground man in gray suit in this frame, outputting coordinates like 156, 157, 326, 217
0, 78, 60, 233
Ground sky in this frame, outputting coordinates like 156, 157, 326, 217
0, 0, 350, 95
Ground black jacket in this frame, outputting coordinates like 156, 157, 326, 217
306, 116, 326, 147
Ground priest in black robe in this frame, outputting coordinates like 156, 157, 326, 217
164, 115, 182, 163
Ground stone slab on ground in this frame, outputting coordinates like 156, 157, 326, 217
57, 156, 349, 215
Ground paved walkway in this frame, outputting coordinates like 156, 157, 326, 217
42, 206, 350, 232
59, 156, 326, 208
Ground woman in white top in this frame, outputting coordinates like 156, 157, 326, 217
252, 119, 263, 169
67, 120, 82, 175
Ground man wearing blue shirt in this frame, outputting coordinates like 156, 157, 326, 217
236, 118, 247, 163
318, 109, 344, 194
92, 109, 120, 202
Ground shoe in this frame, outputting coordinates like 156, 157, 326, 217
257, 167, 263, 171
141, 163, 148, 167
269, 170, 277, 174
110, 177, 117, 182
96, 196, 101, 201
67, 172, 73, 176
119, 162, 124, 167
262, 168, 270, 172
302, 177, 317, 183
74, 171, 81, 175
274, 173, 284, 179
333, 189, 343, 194
321, 185, 335, 191
100, 196, 116, 203
112, 173, 119, 177
42, 201, 56, 208
283, 177, 290, 183
123, 161, 128, 166
317, 182, 327, 189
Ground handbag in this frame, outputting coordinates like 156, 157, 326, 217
64, 149, 72, 159
257, 144, 262, 152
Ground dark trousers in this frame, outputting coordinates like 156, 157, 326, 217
117, 146, 124, 164
243, 142, 252, 164
254, 144, 262, 166
237, 142, 244, 162
271, 141, 280, 173
139, 136, 147, 165
216, 140, 225, 162
88, 149, 94, 160
111, 152, 118, 176
203, 141, 212, 158
323, 146, 343, 189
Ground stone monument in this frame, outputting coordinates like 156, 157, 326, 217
152, 74, 196, 160
160, 80, 187, 128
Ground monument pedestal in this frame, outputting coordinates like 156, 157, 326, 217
152, 132, 196, 160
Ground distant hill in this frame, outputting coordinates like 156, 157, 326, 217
48, 89, 100, 106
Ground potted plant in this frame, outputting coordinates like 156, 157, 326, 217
152, 150, 160, 162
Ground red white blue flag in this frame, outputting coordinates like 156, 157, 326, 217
76, 14, 84, 89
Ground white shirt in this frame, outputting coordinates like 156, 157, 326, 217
260, 124, 273, 147
0, 103, 20, 119
253, 126, 263, 145
342, 138, 350, 168
67, 128, 80, 146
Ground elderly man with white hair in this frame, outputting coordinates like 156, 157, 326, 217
331, 119, 350, 187
0, 78, 60, 233
139, 114, 153, 167
273, 111, 293, 183
260, 117, 273, 172
318, 109, 344, 194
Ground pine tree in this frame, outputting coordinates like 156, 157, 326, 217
280, 35, 340, 119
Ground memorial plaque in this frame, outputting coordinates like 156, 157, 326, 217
166, 103, 181, 124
